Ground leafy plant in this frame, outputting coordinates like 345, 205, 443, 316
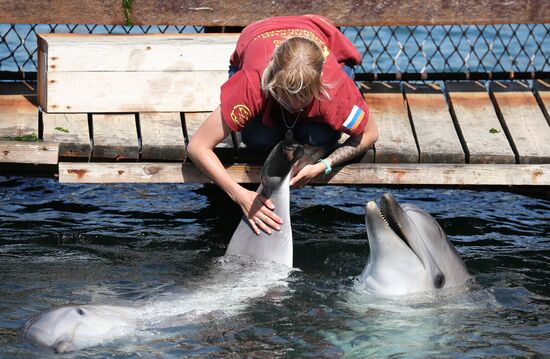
1, 133, 40, 142
123, 0, 134, 26
55, 127, 70, 133
489, 128, 500, 134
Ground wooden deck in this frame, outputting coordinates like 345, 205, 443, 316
1, 80, 550, 185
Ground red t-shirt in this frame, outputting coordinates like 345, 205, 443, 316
220, 15, 369, 137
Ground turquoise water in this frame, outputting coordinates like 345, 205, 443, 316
0, 177, 548, 357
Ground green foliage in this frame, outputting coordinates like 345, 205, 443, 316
489, 128, 501, 134
55, 127, 70, 133
123, 0, 134, 26
2, 133, 40, 142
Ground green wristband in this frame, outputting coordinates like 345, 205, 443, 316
318, 159, 332, 175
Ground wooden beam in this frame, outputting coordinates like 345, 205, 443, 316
40, 71, 226, 113
92, 114, 139, 159
139, 112, 186, 161
446, 81, 515, 164
59, 162, 259, 183
38, 34, 237, 72
404, 83, 465, 163
58, 162, 550, 186
0, 140, 58, 164
362, 82, 418, 163
534, 80, 550, 125
1, 0, 548, 26
0, 82, 38, 139
490, 81, 550, 164
42, 112, 91, 157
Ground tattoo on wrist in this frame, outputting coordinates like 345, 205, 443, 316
326, 135, 366, 167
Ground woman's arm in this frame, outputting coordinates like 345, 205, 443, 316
187, 106, 283, 235
325, 115, 379, 167
289, 116, 378, 188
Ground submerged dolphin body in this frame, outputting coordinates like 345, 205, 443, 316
22, 141, 307, 353
360, 193, 471, 296
21, 305, 138, 353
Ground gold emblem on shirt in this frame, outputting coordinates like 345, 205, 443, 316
231, 104, 252, 127
255, 28, 330, 59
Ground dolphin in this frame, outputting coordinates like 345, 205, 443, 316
21, 140, 307, 353
225, 141, 302, 267
360, 193, 471, 296
225, 140, 329, 267
21, 305, 138, 353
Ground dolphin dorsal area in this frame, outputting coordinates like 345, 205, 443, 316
225, 141, 305, 268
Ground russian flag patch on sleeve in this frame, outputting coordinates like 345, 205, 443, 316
343, 105, 366, 131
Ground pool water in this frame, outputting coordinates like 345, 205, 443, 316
0, 177, 549, 357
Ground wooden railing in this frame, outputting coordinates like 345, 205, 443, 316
1, 0, 549, 26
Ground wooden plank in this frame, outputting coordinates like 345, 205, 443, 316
404, 83, 465, 163
360, 148, 375, 164
534, 80, 550, 125
38, 34, 237, 72
41, 71, 226, 113
362, 82, 418, 163
446, 81, 515, 164
42, 112, 91, 157
2, 0, 548, 26
321, 163, 550, 186
185, 112, 236, 161
38, 47, 47, 110
139, 112, 185, 161
0, 82, 38, 139
491, 81, 550, 164
58, 162, 550, 186
92, 114, 139, 159
0, 140, 58, 164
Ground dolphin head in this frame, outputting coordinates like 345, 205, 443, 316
260, 140, 304, 196
21, 305, 136, 353
360, 193, 470, 296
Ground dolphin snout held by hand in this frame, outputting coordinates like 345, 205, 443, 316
21, 305, 137, 353
360, 193, 471, 296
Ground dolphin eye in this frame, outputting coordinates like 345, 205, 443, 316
76, 308, 85, 316
434, 274, 445, 288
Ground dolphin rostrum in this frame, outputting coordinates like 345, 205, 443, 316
21, 140, 305, 353
360, 193, 471, 296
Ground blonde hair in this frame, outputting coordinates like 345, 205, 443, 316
261, 37, 329, 104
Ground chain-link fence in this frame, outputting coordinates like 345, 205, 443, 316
1, 23, 549, 80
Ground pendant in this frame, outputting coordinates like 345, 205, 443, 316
283, 128, 296, 151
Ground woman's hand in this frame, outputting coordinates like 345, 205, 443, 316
235, 187, 283, 235
289, 162, 326, 189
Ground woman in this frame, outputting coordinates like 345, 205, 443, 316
188, 15, 378, 235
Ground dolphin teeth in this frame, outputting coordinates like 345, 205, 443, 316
381, 213, 389, 226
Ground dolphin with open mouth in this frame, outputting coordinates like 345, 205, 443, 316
360, 193, 471, 296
